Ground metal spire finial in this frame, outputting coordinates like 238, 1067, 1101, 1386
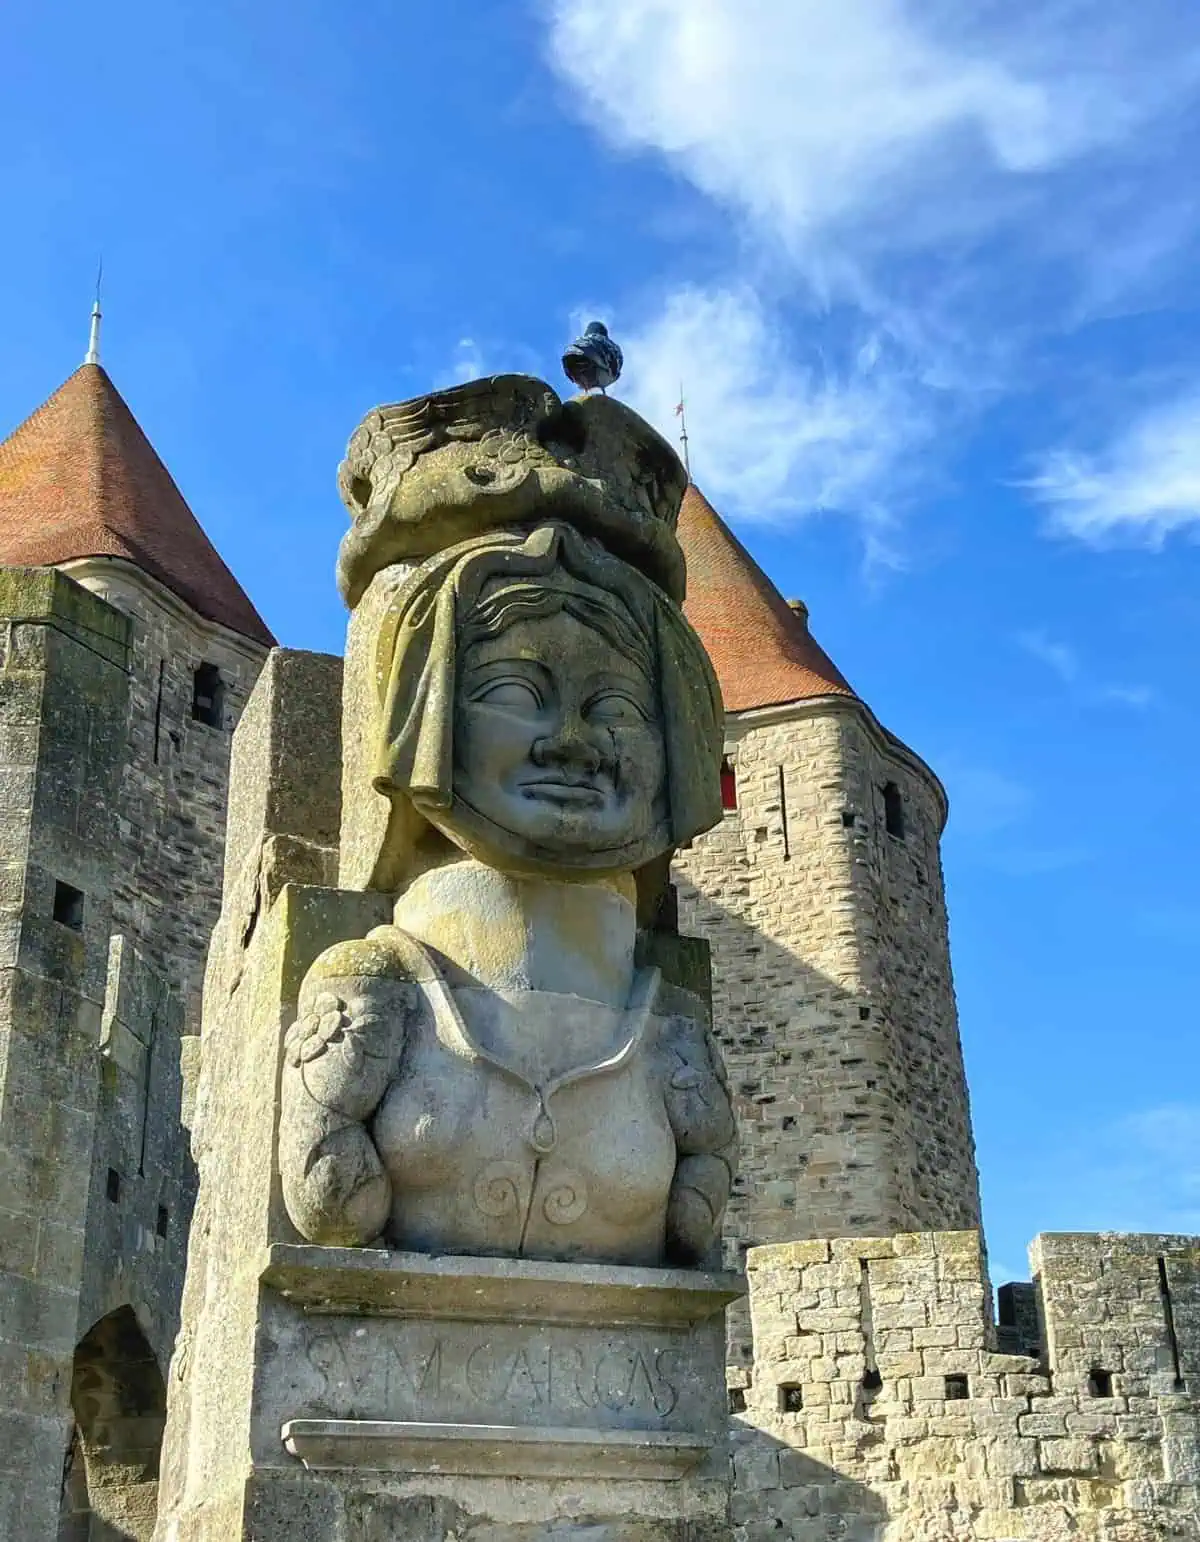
84, 260, 102, 365
674, 382, 691, 478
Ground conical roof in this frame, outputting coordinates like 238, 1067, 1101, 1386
0, 363, 274, 646
677, 484, 854, 712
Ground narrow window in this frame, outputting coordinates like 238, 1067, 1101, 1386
191, 663, 225, 729
945, 1374, 969, 1400
728, 1387, 747, 1415
156, 1205, 170, 1238
860, 1260, 880, 1393
883, 781, 905, 839
53, 881, 84, 931
841, 809, 856, 828
1087, 1368, 1113, 1398
1158, 1256, 1185, 1390
720, 757, 737, 811
152, 658, 166, 762
777, 767, 790, 859
778, 1384, 803, 1413
106, 1168, 121, 1203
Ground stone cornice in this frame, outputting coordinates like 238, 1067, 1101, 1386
59, 555, 271, 670
724, 693, 949, 833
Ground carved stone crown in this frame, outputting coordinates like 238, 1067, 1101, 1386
337, 375, 689, 606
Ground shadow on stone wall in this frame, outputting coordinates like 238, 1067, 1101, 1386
671, 882, 920, 1362
58, 1305, 165, 1542
730, 1420, 888, 1541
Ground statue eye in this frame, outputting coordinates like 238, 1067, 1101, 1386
473, 677, 543, 711
585, 690, 648, 725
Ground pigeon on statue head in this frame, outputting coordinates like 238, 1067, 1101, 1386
562, 320, 624, 395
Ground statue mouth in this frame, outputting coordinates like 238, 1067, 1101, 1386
521, 779, 607, 807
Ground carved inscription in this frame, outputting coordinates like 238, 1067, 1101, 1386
301, 1323, 684, 1426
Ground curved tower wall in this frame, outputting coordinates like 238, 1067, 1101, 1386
673, 697, 980, 1273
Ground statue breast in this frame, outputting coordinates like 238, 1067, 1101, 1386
371, 988, 679, 1266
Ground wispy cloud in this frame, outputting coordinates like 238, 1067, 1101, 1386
547, 0, 1200, 538
1027, 386, 1200, 547
616, 285, 930, 548
434, 336, 487, 388
939, 758, 1091, 875
547, 0, 1200, 314
940, 763, 1033, 840
1050, 1103, 1200, 1237
1017, 628, 1079, 685
1016, 628, 1155, 709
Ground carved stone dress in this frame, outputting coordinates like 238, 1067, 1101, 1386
279, 927, 735, 1268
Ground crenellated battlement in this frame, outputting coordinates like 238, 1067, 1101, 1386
732, 1228, 1200, 1539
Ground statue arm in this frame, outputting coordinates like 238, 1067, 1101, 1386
279, 934, 414, 1247
661, 1017, 737, 1266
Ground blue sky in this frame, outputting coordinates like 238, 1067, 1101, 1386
3, 0, 1199, 1283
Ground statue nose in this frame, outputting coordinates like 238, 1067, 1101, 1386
531, 714, 603, 773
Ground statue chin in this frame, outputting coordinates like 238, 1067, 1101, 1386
416, 790, 674, 882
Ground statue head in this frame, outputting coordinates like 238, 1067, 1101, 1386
371, 523, 723, 892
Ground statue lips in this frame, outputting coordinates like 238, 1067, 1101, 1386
521, 777, 607, 808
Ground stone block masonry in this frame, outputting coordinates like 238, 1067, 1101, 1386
0, 569, 132, 1542
0, 562, 268, 1542
675, 698, 980, 1359
64, 560, 268, 1036
732, 1229, 1200, 1540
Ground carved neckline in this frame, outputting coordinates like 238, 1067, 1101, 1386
397, 930, 661, 1156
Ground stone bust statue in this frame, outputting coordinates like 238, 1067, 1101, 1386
278, 385, 735, 1270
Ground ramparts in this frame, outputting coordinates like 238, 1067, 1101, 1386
731, 1229, 1200, 1540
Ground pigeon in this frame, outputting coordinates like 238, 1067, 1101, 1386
562, 321, 623, 394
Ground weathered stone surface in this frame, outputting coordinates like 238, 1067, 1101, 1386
731, 1229, 1200, 1541
283, 515, 733, 1270
0, 561, 267, 1542
154, 884, 740, 1539
336, 376, 689, 606
673, 699, 981, 1361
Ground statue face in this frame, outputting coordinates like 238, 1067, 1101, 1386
453, 608, 667, 861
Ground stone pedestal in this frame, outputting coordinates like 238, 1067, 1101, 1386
259, 1246, 737, 1531
154, 883, 741, 1541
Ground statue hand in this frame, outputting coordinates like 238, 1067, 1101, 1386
286, 981, 411, 1120
662, 1017, 736, 1155
279, 935, 416, 1247
666, 1153, 733, 1266
661, 1016, 736, 1264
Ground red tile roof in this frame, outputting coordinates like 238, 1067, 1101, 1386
677, 483, 855, 712
0, 363, 274, 646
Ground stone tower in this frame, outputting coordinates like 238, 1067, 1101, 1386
0, 356, 272, 1540
671, 488, 980, 1291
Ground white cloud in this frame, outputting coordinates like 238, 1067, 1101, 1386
617, 284, 930, 544
1027, 388, 1200, 546
1055, 1104, 1200, 1237
435, 337, 487, 388
1016, 628, 1155, 709
1017, 629, 1079, 685
547, 0, 1200, 545
1101, 684, 1156, 710
546, 0, 1199, 290
939, 763, 1032, 840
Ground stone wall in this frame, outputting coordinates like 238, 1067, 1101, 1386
0, 569, 132, 1542
64, 559, 268, 1034
732, 1229, 1200, 1541
674, 699, 980, 1311
0, 561, 268, 1540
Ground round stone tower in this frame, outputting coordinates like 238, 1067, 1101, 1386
671, 487, 981, 1289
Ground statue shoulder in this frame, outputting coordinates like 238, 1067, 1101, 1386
303, 925, 423, 993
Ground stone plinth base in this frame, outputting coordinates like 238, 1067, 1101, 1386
245, 1246, 740, 1538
